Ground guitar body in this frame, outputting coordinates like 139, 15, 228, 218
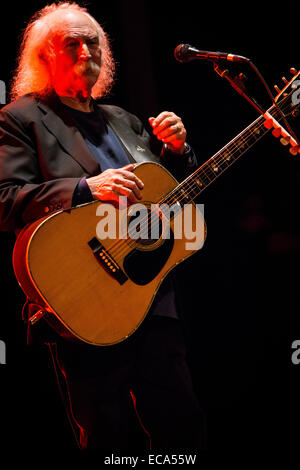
12, 70, 300, 346
13, 162, 205, 346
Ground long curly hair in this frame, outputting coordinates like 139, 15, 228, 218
10, 2, 115, 101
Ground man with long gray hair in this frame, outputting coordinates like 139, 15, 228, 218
0, 2, 205, 451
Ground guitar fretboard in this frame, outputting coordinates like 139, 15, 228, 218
161, 102, 285, 207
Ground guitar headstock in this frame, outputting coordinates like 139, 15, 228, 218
274, 68, 300, 118
266, 68, 300, 155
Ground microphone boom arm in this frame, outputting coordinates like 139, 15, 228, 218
213, 63, 264, 115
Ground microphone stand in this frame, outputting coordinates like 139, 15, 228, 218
213, 62, 265, 115
213, 62, 300, 153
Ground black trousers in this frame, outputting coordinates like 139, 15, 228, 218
47, 316, 205, 452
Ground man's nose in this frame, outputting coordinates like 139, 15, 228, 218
79, 42, 91, 60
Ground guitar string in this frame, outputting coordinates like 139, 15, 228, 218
108, 115, 269, 263
161, 91, 292, 206
108, 109, 271, 259
109, 106, 281, 261
104, 93, 293, 262
149, 93, 292, 219
109, 115, 268, 262
109, 103, 287, 264
107, 96, 291, 263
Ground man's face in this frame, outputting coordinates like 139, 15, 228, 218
48, 11, 102, 98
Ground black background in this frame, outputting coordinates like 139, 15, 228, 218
0, 0, 299, 460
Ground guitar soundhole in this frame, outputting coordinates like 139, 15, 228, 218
123, 229, 174, 285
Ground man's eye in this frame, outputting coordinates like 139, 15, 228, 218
66, 42, 78, 47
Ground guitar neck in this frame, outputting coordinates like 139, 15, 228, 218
162, 103, 282, 206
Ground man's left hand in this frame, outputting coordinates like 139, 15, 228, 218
149, 111, 187, 154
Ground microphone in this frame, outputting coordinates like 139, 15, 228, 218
174, 44, 250, 64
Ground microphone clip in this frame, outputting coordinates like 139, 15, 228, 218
213, 62, 265, 115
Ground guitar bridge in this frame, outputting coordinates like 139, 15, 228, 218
88, 237, 128, 285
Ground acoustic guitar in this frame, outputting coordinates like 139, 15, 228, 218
13, 70, 300, 345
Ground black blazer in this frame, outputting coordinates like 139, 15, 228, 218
0, 93, 197, 232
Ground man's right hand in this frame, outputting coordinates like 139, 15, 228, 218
86, 164, 144, 204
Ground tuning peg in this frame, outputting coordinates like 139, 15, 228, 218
274, 84, 281, 93
289, 145, 300, 156
290, 67, 297, 75
280, 137, 290, 146
264, 118, 273, 129
272, 128, 281, 138
282, 76, 289, 84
